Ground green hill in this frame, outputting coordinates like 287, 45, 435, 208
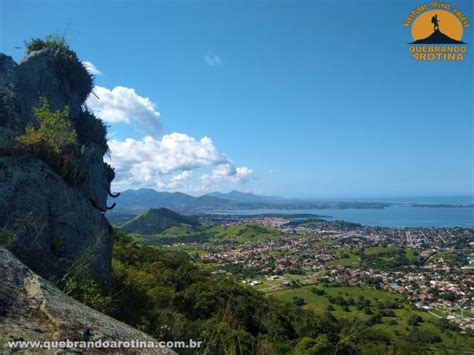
119, 208, 198, 235
209, 224, 283, 243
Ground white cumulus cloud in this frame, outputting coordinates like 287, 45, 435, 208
85, 80, 253, 191
108, 134, 252, 190
87, 86, 163, 137
170, 171, 193, 183
82, 60, 102, 76
201, 164, 253, 184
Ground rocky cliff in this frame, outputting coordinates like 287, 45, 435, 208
0, 247, 174, 354
0, 47, 116, 282
0, 40, 177, 354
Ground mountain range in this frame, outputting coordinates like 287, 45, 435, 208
110, 188, 392, 214
207, 190, 286, 204
115, 188, 244, 211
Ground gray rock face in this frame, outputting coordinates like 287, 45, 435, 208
16, 50, 83, 122
0, 156, 112, 281
79, 143, 110, 212
0, 247, 175, 354
0, 54, 21, 146
0, 49, 111, 210
0, 49, 115, 281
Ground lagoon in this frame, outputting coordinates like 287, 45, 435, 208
214, 205, 474, 228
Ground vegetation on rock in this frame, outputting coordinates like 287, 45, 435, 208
0, 229, 16, 250
25, 34, 70, 55
16, 97, 86, 185
25, 34, 93, 102
17, 97, 76, 151
75, 110, 109, 152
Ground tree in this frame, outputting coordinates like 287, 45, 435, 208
312, 288, 325, 296
407, 315, 423, 326
295, 334, 332, 355
293, 296, 306, 306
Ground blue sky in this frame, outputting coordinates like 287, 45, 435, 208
1, 0, 472, 198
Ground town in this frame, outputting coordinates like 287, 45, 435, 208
182, 215, 474, 331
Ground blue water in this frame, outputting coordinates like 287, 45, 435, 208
214, 206, 474, 228
303, 196, 474, 205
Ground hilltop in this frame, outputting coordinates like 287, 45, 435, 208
120, 207, 198, 235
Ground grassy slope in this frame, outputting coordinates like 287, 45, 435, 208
120, 208, 198, 235
328, 246, 417, 267
271, 285, 474, 353
209, 224, 283, 243
133, 223, 283, 246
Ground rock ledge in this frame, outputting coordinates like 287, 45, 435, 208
0, 247, 174, 354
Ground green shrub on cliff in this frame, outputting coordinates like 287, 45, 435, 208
25, 34, 70, 55
17, 97, 76, 151
0, 229, 16, 250
75, 111, 109, 151
16, 98, 86, 185
62, 277, 112, 313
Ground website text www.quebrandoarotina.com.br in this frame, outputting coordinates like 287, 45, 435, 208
6, 338, 203, 351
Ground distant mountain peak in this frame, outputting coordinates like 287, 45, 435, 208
115, 188, 237, 212
206, 190, 285, 204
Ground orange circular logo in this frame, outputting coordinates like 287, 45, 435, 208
404, 3, 469, 61
412, 10, 463, 42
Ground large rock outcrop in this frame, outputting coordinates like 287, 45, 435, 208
0, 48, 116, 281
0, 247, 174, 354
0, 156, 112, 281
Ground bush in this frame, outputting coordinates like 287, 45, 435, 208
0, 229, 16, 250
407, 315, 423, 326
363, 307, 373, 315
311, 287, 325, 296
104, 162, 115, 183
75, 111, 109, 151
61, 277, 112, 313
295, 334, 332, 355
16, 97, 86, 185
366, 314, 383, 326
17, 97, 76, 151
436, 318, 460, 331
292, 297, 306, 306
407, 329, 441, 344
25, 34, 70, 55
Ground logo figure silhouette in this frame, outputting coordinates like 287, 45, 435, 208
432, 14, 440, 31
